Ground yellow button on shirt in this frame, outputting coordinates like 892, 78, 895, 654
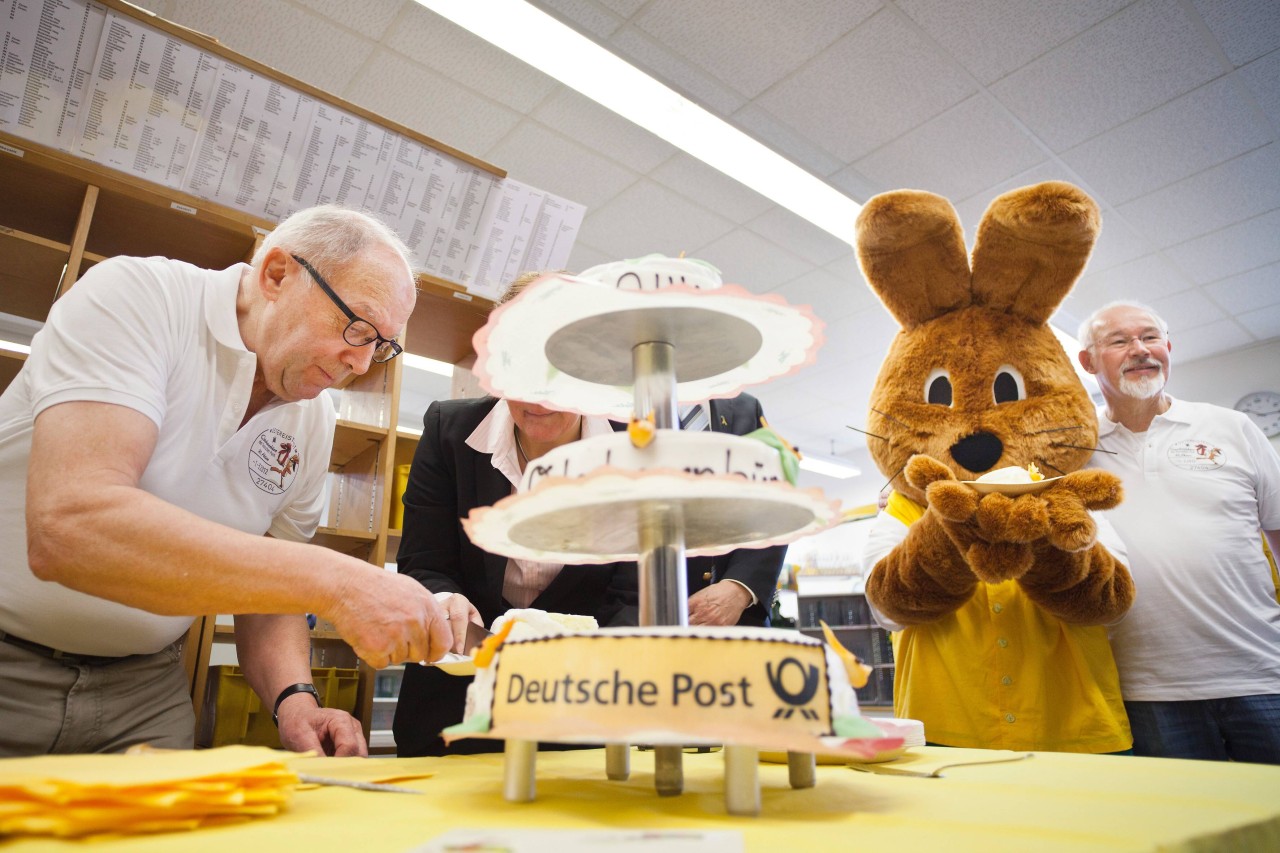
882, 493, 1131, 753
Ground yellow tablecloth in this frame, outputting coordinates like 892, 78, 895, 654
5, 747, 1279, 851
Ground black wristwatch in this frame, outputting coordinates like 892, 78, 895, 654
272, 683, 321, 726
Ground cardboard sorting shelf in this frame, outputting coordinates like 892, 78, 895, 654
199, 665, 359, 748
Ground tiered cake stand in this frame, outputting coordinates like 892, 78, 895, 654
462, 272, 865, 815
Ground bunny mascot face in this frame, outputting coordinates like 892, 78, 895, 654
857, 181, 1136, 753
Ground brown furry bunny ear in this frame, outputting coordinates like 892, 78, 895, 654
970, 181, 1101, 324
855, 189, 971, 329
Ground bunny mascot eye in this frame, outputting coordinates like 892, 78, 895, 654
992, 365, 1025, 404
925, 368, 953, 406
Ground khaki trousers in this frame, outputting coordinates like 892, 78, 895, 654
0, 638, 195, 756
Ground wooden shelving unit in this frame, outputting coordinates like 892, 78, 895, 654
0, 0, 499, 751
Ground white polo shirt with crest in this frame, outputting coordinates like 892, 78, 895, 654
0, 256, 335, 656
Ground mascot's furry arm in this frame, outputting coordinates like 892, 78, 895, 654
870, 455, 1133, 627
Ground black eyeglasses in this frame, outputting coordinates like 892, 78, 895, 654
291, 254, 403, 364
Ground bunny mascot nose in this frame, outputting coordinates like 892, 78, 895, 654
949, 431, 1004, 474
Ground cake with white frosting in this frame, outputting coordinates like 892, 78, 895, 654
491, 608, 598, 641
446, 626, 897, 757
577, 253, 722, 291
520, 431, 788, 492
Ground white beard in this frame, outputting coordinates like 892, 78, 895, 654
1118, 365, 1165, 399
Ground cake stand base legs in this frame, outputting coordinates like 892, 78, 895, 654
724, 744, 761, 816
605, 743, 631, 780
654, 745, 684, 796
787, 751, 817, 788
503, 739, 537, 803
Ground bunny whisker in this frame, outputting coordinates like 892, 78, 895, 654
1021, 425, 1085, 436
881, 466, 905, 494
847, 424, 889, 442
1050, 441, 1117, 455
1037, 459, 1068, 476
871, 407, 913, 430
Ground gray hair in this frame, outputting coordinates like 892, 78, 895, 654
1076, 300, 1169, 351
252, 205, 414, 286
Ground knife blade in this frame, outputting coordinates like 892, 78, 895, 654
297, 774, 422, 794
462, 620, 493, 655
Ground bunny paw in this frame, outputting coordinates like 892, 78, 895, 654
967, 541, 1034, 583
927, 480, 979, 522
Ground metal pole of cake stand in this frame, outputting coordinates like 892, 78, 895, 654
628, 340, 689, 797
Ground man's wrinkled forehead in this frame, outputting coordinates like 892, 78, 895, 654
1097, 307, 1162, 337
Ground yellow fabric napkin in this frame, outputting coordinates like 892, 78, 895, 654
0, 745, 297, 839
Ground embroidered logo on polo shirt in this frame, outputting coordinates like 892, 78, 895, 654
249, 428, 301, 494
1167, 439, 1224, 471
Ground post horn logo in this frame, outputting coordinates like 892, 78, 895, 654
766, 657, 821, 720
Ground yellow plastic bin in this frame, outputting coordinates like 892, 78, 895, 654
391, 463, 412, 530
200, 665, 360, 748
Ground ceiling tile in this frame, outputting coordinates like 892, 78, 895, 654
1080, 213, 1154, 276
730, 104, 848, 179
346, 52, 521, 156
755, 8, 976, 163
1203, 262, 1280, 314
1238, 302, 1280, 340
484, 120, 638, 210
575, 180, 735, 260
633, 0, 879, 99
694, 228, 813, 292
597, 0, 647, 18
770, 264, 875, 324
899, 0, 1132, 84
827, 166, 886, 205
702, 232, 812, 283
648, 154, 774, 225
166, 0, 374, 95
1191, 0, 1280, 67
854, 94, 1047, 201
990, 0, 1225, 151
528, 0, 626, 40
1167, 207, 1280, 284
745, 206, 852, 267
1169, 318, 1255, 363
294, 0, 405, 40
531, 88, 677, 173
1071, 252, 1197, 308
563, 240, 614, 274
1238, 49, 1280, 131
1116, 143, 1280, 247
1061, 76, 1273, 205
382, 4, 560, 113
1152, 288, 1228, 331
605, 26, 748, 117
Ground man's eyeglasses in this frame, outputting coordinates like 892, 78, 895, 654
291, 254, 403, 364
1099, 332, 1167, 352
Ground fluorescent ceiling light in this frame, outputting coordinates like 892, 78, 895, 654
798, 453, 860, 480
0, 339, 31, 356
402, 352, 455, 377
416, 0, 862, 244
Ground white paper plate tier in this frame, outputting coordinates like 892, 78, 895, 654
463, 470, 841, 563
471, 274, 825, 419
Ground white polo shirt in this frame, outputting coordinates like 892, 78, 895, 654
1089, 398, 1280, 700
0, 256, 335, 656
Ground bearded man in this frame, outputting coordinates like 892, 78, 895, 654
1077, 301, 1280, 764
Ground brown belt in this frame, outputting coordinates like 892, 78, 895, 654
0, 629, 133, 666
